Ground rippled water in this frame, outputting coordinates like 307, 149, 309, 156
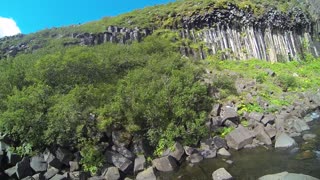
159, 116, 320, 180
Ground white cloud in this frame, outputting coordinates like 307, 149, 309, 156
0, 17, 21, 38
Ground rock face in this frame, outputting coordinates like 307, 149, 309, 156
152, 156, 178, 172
212, 168, 233, 180
258, 171, 319, 180
275, 133, 297, 148
225, 125, 253, 150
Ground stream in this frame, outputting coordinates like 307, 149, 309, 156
159, 113, 320, 180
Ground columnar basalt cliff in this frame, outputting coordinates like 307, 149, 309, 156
177, 4, 320, 62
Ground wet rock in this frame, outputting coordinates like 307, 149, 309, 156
217, 148, 231, 157
136, 167, 156, 180
112, 145, 135, 160
303, 134, 317, 141
275, 133, 296, 149
200, 149, 217, 159
44, 167, 59, 179
258, 171, 319, 180
30, 154, 47, 172
293, 119, 310, 132
225, 125, 253, 150
16, 157, 33, 179
56, 148, 74, 166
103, 167, 120, 180
189, 153, 203, 164
105, 151, 133, 173
212, 168, 233, 180
152, 156, 177, 172
134, 155, 146, 174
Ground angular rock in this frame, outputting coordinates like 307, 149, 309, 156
88, 176, 105, 180
212, 168, 233, 180
152, 156, 177, 172
275, 133, 296, 149
253, 125, 272, 145
21, 176, 34, 180
0, 141, 9, 151
134, 155, 146, 174
220, 106, 239, 123
30, 154, 47, 172
258, 171, 319, 180
105, 151, 133, 173
56, 148, 74, 166
69, 161, 79, 172
212, 136, 228, 150
16, 157, 33, 179
184, 146, 197, 156
112, 145, 135, 160
225, 125, 253, 150
189, 153, 203, 164
261, 114, 275, 125
248, 112, 264, 122
32, 173, 44, 180
200, 149, 216, 159
293, 119, 310, 133
169, 142, 185, 162
264, 124, 277, 139
217, 148, 231, 157
224, 120, 237, 128
210, 104, 221, 117
7, 151, 22, 165
136, 167, 157, 180
103, 167, 120, 180
5, 166, 16, 177
45, 152, 63, 170
44, 167, 59, 180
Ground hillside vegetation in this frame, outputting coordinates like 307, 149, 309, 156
0, 0, 319, 174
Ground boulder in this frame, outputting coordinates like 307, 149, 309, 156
105, 151, 133, 173
112, 145, 135, 160
275, 133, 296, 149
136, 167, 157, 180
261, 114, 275, 125
200, 149, 217, 159
51, 174, 67, 180
225, 125, 253, 150
253, 125, 272, 145
152, 156, 177, 172
184, 146, 197, 156
44, 167, 59, 179
258, 171, 319, 180
16, 157, 33, 179
44, 152, 63, 169
217, 148, 231, 157
134, 155, 146, 173
169, 142, 185, 162
30, 154, 47, 172
103, 167, 120, 180
220, 106, 239, 123
189, 153, 203, 164
264, 124, 277, 139
293, 119, 310, 133
69, 161, 79, 172
212, 136, 228, 150
248, 112, 264, 122
112, 130, 132, 148
212, 168, 233, 180
55, 148, 74, 166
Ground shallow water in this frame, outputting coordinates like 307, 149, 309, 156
159, 116, 320, 180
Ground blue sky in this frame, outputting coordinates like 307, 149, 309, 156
0, 0, 174, 36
